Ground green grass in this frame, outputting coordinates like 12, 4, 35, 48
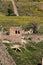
0, 16, 43, 24
4, 41, 43, 65
0, 16, 43, 34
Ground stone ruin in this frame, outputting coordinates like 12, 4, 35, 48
0, 26, 23, 43
0, 26, 43, 43
9, 26, 23, 43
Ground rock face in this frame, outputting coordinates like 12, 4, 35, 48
9, 26, 23, 43
0, 41, 16, 65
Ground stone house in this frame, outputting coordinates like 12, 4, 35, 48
0, 26, 23, 43
9, 26, 23, 43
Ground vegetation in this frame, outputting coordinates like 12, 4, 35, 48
7, 4, 14, 16
0, 16, 43, 34
25, 22, 38, 33
0, 1, 43, 65
0, 0, 43, 16
15, 0, 43, 16
4, 41, 43, 65
0, 0, 14, 16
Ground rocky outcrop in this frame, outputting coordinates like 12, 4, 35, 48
0, 41, 16, 65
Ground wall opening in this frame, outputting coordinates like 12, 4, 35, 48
15, 30, 20, 34
18, 31, 20, 34
15, 30, 18, 34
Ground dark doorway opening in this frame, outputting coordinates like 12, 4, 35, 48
13, 48, 21, 52
15, 30, 17, 34
18, 31, 20, 34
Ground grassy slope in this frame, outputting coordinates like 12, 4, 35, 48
0, 16, 43, 34
0, 0, 13, 15
0, 1, 8, 15
0, 16, 43, 24
4, 41, 43, 65
0, 0, 43, 16
15, 0, 43, 16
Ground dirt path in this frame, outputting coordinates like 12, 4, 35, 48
0, 41, 16, 65
11, 0, 19, 16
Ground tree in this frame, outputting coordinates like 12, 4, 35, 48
29, 22, 38, 33
7, 4, 15, 16
25, 22, 39, 33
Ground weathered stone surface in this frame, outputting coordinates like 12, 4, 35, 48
0, 26, 23, 43
0, 42, 16, 65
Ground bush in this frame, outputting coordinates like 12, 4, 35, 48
25, 22, 39, 33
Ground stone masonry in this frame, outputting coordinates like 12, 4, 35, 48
0, 26, 23, 43
9, 26, 23, 43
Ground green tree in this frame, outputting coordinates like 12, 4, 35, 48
7, 4, 15, 16
30, 22, 38, 33
25, 22, 39, 33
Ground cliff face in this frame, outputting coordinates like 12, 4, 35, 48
0, 41, 16, 65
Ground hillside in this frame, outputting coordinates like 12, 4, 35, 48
0, 0, 43, 65
0, 0, 43, 16
4, 41, 43, 65
0, 16, 43, 34
0, 0, 13, 15
15, 0, 43, 16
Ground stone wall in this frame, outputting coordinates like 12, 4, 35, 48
9, 26, 22, 43
0, 26, 23, 43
